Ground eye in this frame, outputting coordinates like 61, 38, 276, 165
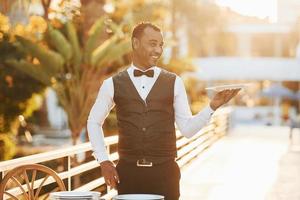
150, 42, 156, 47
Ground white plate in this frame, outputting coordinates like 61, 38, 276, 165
205, 83, 251, 92
113, 194, 164, 200
50, 191, 100, 198
55, 198, 94, 200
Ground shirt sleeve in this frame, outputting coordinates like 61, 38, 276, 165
174, 76, 215, 138
87, 77, 115, 163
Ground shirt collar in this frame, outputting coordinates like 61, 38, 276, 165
130, 63, 157, 72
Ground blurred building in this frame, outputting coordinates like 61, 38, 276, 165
189, 1, 300, 125
277, 0, 300, 25
193, 57, 300, 82
226, 23, 291, 57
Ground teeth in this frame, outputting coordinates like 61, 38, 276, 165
151, 56, 159, 59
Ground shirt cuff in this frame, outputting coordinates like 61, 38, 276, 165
92, 152, 109, 164
204, 105, 215, 116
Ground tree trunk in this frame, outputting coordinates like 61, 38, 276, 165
71, 131, 81, 189
41, 0, 51, 19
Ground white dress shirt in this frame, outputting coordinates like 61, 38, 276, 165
87, 65, 214, 163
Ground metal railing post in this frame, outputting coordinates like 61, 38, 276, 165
68, 155, 71, 191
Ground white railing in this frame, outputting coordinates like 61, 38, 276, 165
0, 107, 232, 200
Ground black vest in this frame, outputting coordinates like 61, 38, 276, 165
112, 69, 177, 163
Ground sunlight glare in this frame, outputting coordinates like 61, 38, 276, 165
216, 0, 277, 23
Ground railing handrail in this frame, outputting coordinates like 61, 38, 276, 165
0, 135, 118, 172
0, 107, 232, 199
0, 124, 216, 172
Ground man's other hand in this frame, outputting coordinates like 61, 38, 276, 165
210, 89, 240, 111
100, 160, 119, 189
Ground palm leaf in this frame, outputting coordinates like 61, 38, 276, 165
95, 38, 131, 68
16, 36, 64, 74
90, 20, 127, 67
64, 21, 82, 68
47, 24, 72, 61
84, 16, 106, 63
90, 34, 119, 67
5, 59, 52, 86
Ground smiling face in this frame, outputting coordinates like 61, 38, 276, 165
132, 26, 164, 69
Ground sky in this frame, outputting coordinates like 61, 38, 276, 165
215, 0, 277, 22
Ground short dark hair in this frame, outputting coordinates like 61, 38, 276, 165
131, 22, 161, 40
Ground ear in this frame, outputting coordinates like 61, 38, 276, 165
132, 37, 140, 50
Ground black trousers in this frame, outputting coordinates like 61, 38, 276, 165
116, 159, 181, 200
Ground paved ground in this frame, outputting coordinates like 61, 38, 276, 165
180, 125, 300, 200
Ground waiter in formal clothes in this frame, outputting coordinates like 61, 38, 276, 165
87, 22, 240, 200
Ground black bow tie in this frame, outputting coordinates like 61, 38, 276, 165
133, 69, 154, 77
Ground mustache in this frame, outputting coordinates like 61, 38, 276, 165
150, 54, 161, 57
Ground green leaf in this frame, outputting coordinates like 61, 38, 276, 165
84, 16, 106, 63
16, 36, 64, 74
64, 21, 82, 68
5, 59, 52, 86
96, 38, 131, 68
47, 24, 73, 61
91, 34, 119, 67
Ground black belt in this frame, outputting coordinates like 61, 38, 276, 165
137, 158, 153, 167
119, 158, 175, 167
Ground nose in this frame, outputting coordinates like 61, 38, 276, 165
154, 45, 163, 55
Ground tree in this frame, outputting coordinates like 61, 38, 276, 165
0, 16, 47, 160
5, 14, 132, 146
0, 33, 45, 133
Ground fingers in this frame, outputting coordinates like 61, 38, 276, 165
110, 170, 120, 189
104, 175, 116, 188
219, 89, 235, 97
218, 89, 239, 102
229, 89, 240, 98
101, 165, 116, 188
225, 89, 240, 101
211, 88, 240, 110
113, 170, 120, 184
104, 168, 119, 189
228, 89, 239, 99
218, 89, 232, 100
232, 89, 240, 98
109, 177, 117, 189
105, 177, 111, 186
217, 89, 228, 96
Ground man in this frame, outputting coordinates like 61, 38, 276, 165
87, 22, 239, 200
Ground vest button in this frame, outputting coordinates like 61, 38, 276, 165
142, 127, 146, 131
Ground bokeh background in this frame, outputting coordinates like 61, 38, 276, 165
0, 0, 299, 166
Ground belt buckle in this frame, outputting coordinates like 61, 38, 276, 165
136, 158, 153, 167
